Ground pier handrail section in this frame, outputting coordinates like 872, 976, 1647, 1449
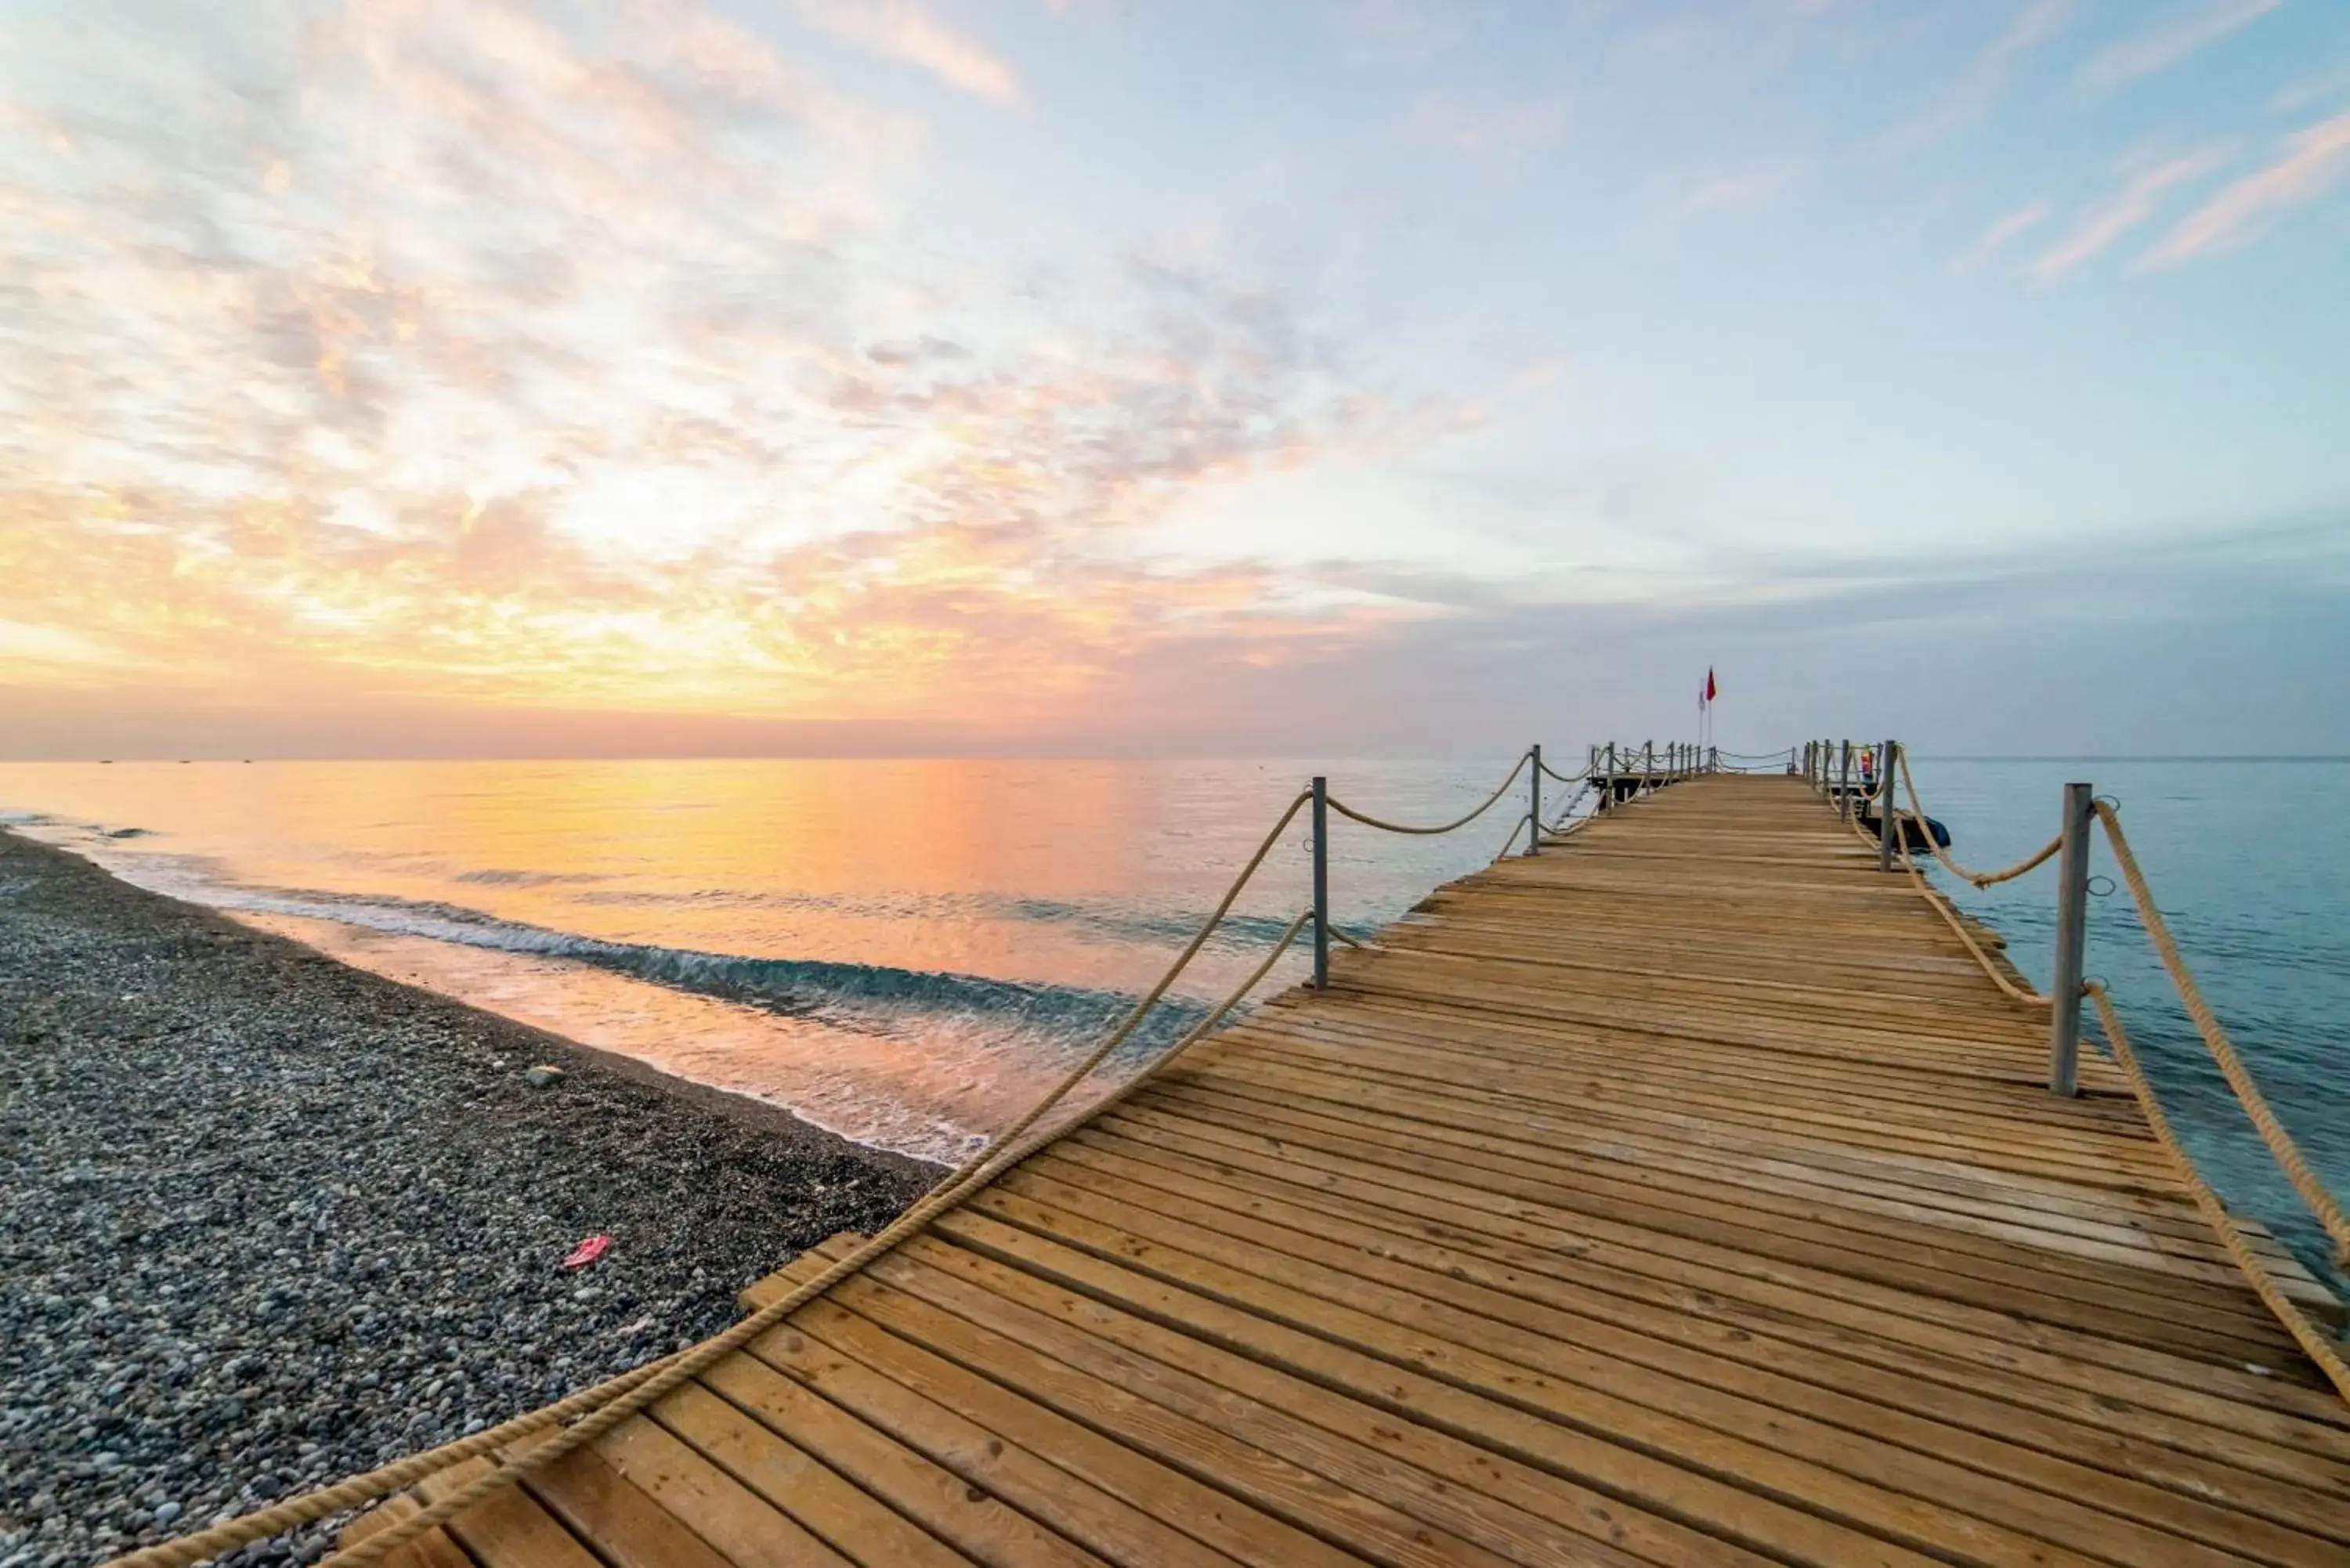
1809, 738, 2350, 1402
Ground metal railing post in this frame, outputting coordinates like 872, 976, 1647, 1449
1527, 744, 1542, 855
1603, 742, 1615, 811
1643, 740, 1653, 794
1876, 739, 1898, 872
2048, 781, 2093, 1097
1311, 775, 1330, 989
1838, 739, 1851, 822
1806, 740, 1815, 786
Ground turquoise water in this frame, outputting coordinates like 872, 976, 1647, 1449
2, 754, 2341, 1281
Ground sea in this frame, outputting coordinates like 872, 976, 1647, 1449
3, 754, 2343, 1277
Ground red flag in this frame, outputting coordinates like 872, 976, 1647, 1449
1705, 667, 1717, 703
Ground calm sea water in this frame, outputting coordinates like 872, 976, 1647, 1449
3, 756, 2342, 1277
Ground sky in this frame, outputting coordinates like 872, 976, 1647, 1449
2, 0, 2347, 758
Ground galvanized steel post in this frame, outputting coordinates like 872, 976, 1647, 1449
1838, 740, 1852, 822
1528, 744, 1542, 855
1311, 775, 1330, 990
1604, 742, 1616, 811
1876, 739, 1898, 873
2048, 781, 2094, 1097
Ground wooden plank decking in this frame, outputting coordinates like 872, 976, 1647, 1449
353, 775, 2350, 1568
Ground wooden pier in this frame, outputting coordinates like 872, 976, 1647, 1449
349, 774, 2348, 1568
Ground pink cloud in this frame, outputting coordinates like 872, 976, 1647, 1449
2081, 0, 2278, 89
1401, 93, 1568, 166
789, 0, 1022, 105
1950, 201, 2049, 271
1676, 162, 1803, 219
2026, 150, 2226, 282
2142, 111, 2350, 266
1878, 0, 2073, 155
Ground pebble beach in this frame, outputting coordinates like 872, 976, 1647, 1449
0, 829, 941, 1568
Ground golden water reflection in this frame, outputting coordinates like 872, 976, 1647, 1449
1, 758, 1528, 1162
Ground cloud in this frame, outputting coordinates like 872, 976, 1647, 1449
2270, 63, 2350, 117
0, 1, 1488, 735
1950, 201, 2049, 271
1326, 0, 1471, 65
2082, 0, 2278, 89
2142, 111, 2350, 265
1878, 0, 2073, 154
2026, 149, 2226, 281
1675, 161, 1804, 219
786, 0, 1023, 105
1399, 92, 1567, 168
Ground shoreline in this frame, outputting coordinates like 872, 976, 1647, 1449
0, 829, 942, 1568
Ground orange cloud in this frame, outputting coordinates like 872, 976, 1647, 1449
0, 0, 1479, 743
786, 0, 1022, 106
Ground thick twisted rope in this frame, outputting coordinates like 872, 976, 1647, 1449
2094, 802, 2350, 1266
2086, 983, 2350, 1403
1899, 834, 2049, 1006
1896, 749, 2062, 888
1535, 752, 1582, 785
101, 1355, 681, 1568
113, 793, 1316, 1568
1326, 751, 1530, 836
1839, 769, 2048, 1008
1851, 769, 2346, 1397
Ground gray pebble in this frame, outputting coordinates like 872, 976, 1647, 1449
0, 829, 939, 1568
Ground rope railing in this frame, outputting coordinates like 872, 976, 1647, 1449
1853, 739, 2348, 1408
1325, 751, 1530, 836
2092, 801, 2350, 1267
1881, 788, 2051, 1009
1535, 752, 1582, 785
2088, 982, 2350, 1401
118, 739, 1647, 1568
1896, 749, 2063, 888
